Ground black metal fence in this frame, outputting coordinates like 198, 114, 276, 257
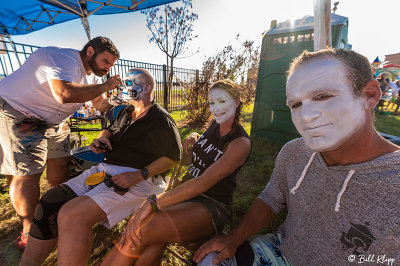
0, 39, 199, 111
109, 59, 199, 111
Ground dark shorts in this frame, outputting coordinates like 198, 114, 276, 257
185, 194, 231, 234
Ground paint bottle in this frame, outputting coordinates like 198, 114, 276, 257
84, 108, 89, 118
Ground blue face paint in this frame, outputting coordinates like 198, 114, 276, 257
121, 75, 144, 101
125, 70, 145, 76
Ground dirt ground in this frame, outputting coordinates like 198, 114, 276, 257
0, 175, 191, 266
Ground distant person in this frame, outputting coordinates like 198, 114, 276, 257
393, 80, 400, 114
20, 68, 182, 266
194, 48, 400, 265
388, 80, 400, 112
375, 74, 390, 111
101, 80, 252, 266
386, 79, 400, 111
0, 36, 121, 250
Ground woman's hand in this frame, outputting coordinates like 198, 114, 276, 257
119, 202, 153, 250
184, 132, 200, 155
90, 137, 112, 153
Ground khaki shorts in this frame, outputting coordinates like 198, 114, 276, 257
0, 97, 70, 176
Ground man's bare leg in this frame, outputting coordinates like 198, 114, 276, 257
19, 237, 57, 266
46, 157, 70, 186
57, 195, 107, 266
7, 173, 42, 234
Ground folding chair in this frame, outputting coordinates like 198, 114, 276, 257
68, 105, 127, 177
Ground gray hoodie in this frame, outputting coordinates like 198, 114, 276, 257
259, 138, 400, 266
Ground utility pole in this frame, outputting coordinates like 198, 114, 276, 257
313, 0, 331, 51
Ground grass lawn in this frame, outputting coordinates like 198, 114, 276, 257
374, 112, 400, 136
1, 103, 400, 265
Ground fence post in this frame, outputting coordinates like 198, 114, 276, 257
163, 64, 168, 111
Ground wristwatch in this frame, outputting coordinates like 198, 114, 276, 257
147, 194, 158, 213
141, 168, 149, 180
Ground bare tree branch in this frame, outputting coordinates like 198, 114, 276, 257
141, 0, 198, 76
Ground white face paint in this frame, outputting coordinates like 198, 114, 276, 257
121, 72, 145, 101
209, 88, 237, 124
286, 58, 367, 152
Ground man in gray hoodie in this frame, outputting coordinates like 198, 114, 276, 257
194, 48, 400, 265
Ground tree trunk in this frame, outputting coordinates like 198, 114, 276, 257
168, 57, 174, 93
167, 57, 174, 108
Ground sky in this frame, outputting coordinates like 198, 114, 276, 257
11, 0, 400, 70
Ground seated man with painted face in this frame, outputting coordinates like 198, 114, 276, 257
193, 48, 400, 265
20, 68, 182, 266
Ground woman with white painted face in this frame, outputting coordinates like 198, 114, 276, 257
101, 80, 252, 265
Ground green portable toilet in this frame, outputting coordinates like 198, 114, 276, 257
250, 13, 350, 143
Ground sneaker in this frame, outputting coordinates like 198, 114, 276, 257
15, 232, 28, 250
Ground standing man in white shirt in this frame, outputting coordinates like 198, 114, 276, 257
0, 36, 121, 250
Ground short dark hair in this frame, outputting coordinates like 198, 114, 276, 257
81, 36, 120, 59
287, 48, 373, 96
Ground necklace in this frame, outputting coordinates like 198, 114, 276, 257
131, 105, 151, 122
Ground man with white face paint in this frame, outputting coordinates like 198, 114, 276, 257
20, 68, 182, 266
194, 48, 400, 266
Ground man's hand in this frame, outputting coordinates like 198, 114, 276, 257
111, 171, 143, 188
90, 137, 112, 153
184, 132, 200, 155
49, 77, 122, 104
193, 234, 241, 264
103, 75, 122, 91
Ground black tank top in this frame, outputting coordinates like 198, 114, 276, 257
185, 121, 250, 205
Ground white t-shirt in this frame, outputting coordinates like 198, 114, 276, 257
389, 81, 399, 96
0, 47, 100, 124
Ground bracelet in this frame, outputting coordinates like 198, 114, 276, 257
147, 194, 158, 213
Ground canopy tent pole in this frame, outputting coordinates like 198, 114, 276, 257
80, 16, 91, 41
76, 0, 91, 40
313, 0, 331, 51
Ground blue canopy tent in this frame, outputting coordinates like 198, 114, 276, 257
0, 0, 179, 74
0, 0, 179, 40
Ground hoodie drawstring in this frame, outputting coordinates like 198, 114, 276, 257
289, 152, 356, 212
290, 152, 316, 195
334, 169, 355, 212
